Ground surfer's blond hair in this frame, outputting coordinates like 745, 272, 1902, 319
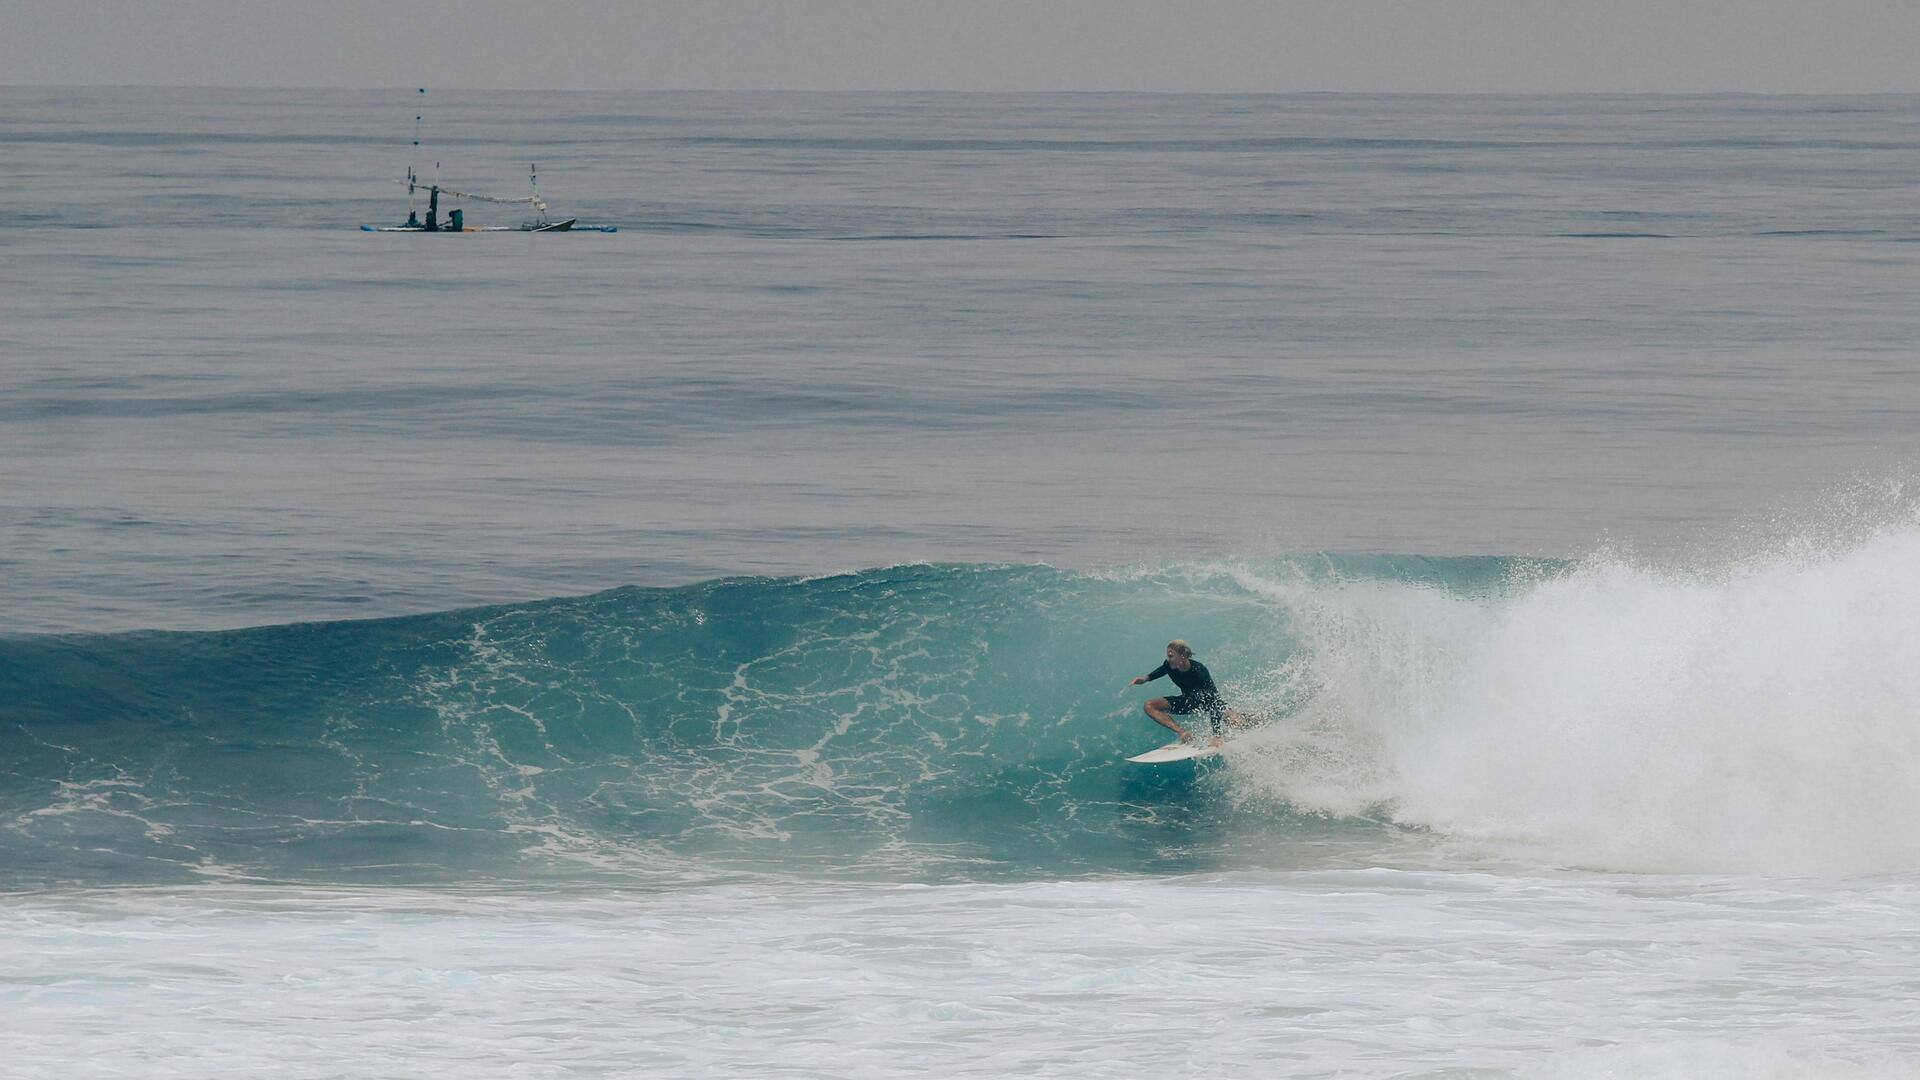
1166, 639, 1193, 658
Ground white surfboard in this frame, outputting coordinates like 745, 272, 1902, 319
1126, 740, 1223, 764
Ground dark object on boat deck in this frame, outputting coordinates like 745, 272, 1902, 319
448, 208, 463, 232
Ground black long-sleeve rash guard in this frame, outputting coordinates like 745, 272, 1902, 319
1144, 659, 1218, 697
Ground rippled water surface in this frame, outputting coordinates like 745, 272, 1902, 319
7, 89, 1920, 632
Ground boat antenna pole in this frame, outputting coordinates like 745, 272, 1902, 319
407, 88, 425, 226
423, 88, 442, 224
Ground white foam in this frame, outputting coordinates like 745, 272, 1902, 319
7, 873, 1917, 1078
1229, 523, 1920, 876
1523, 1040, 1920, 1080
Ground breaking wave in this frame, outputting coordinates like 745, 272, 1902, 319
6, 533, 1920, 886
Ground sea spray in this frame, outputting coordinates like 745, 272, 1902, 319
1230, 526, 1920, 875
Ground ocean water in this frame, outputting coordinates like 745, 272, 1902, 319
6, 88, 1920, 1077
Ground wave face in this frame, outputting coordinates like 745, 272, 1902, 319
6, 538, 1920, 886
0, 558, 1488, 886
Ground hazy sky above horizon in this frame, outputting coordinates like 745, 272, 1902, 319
6, 0, 1919, 94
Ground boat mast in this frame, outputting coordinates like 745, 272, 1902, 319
427, 67, 441, 219
408, 88, 425, 224
529, 163, 546, 225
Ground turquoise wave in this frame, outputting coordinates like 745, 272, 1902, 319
1, 557, 1524, 886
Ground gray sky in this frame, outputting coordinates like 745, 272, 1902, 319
5, 0, 1918, 93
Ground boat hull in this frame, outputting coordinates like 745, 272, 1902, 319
360, 223, 618, 233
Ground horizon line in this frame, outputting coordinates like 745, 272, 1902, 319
8, 83, 1920, 98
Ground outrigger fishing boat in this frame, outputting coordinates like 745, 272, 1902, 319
362, 163, 617, 233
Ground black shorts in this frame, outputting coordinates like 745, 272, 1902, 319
1166, 693, 1227, 731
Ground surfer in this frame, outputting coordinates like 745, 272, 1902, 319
1128, 639, 1244, 744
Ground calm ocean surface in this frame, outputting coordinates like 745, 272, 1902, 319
6, 88, 1920, 1078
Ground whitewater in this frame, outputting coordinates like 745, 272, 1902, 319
8, 88, 1920, 1078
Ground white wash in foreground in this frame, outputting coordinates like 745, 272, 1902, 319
6, 871, 1919, 1079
